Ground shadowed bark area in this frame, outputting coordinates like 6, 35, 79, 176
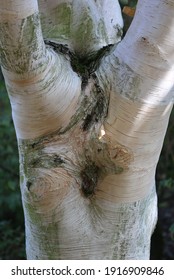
0, 0, 174, 259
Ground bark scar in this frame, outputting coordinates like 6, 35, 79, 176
80, 162, 99, 197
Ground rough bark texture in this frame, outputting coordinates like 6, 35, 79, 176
0, 0, 173, 259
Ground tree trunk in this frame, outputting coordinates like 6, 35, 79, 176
0, 0, 173, 259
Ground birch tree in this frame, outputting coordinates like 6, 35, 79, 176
0, 0, 173, 259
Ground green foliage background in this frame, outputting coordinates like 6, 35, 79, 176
0, 75, 25, 259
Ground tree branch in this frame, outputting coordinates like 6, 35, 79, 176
38, 0, 123, 57
0, 0, 46, 76
114, 0, 174, 102
117, 0, 174, 72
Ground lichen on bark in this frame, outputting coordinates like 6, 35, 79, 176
40, 2, 72, 42
0, 13, 45, 74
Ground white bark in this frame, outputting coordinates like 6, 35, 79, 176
0, 0, 173, 259
38, 0, 123, 55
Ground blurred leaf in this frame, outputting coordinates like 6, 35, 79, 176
0, 72, 25, 259
159, 178, 173, 190
119, 0, 129, 7
169, 224, 174, 240
119, 0, 138, 8
128, 0, 138, 8
123, 6, 136, 17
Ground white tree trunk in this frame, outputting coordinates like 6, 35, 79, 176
0, 0, 173, 259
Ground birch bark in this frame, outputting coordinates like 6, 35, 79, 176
0, 0, 173, 259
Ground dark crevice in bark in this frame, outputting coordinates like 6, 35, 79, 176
26, 180, 32, 191
55, 73, 109, 134
80, 162, 99, 197
44, 39, 114, 88
43, 40, 113, 134
81, 73, 108, 131
82, 75, 108, 131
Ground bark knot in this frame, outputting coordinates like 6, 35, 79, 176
80, 162, 99, 197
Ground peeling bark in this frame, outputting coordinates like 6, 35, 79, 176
0, 0, 174, 259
